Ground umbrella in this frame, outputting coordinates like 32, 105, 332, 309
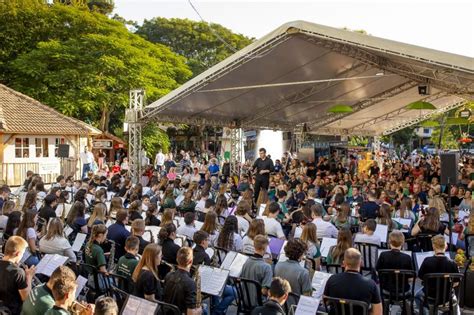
420, 120, 440, 128
327, 104, 353, 113
445, 117, 470, 125
406, 101, 436, 110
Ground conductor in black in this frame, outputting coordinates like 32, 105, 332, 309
253, 148, 274, 201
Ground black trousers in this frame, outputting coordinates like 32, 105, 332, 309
254, 175, 269, 201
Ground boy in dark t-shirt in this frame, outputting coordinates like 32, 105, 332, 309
0, 236, 35, 315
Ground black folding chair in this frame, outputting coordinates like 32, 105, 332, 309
157, 301, 181, 315
326, 264, 344, 274
464, 234, 474, 259
108, 272, 134, 294
378, 269, 416, 315
416, 234, 436, 252
323, 295, 369, 315
214, 246, 229, 266
420, 273, 463, 315
354, 242, 379, 277
231, 277, 263, 314
78, 262, 108, 300
284, 292, 301, 314
108, 286, 128, 311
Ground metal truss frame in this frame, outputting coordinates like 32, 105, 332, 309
141, 33, 291, 121
349, 92, 447, 132
126, 89, 144, 183
308, 80, 419, 130
382, 98, 469, 135
229, 128, 243, 175
298, 31, 474, 94
240, 63, 370, 127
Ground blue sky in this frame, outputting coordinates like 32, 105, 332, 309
114, 0, 474, 57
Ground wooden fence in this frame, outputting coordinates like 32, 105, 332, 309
0, 158, 79, 186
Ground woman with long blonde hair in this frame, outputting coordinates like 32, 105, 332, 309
326, 228, 352, 265
159, 208, 175, 227
109, 196, 123, 218
132, 243, 163, 302
39, 217, 76, 262
88, 203, 107, 228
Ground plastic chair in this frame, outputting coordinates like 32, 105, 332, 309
378, 269, 416, 315
231, 277, 263, 314
323, 295, 369, 315
420, 273, 463, 315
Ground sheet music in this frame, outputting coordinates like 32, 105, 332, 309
205, 247, 215, 259
125, 225, 131, 232
440, 213, 449, 222
320, 238, 337, 258
122, 295, 158, 315
199, 265, 229, 296
228, 253, 249, 278
64, 225, 74, 237
294, 227, 303, 239
72, 233, 87, 252
220, 251, 238, 271
175, 195, 185, 206
36, 254, 68, 276
55, 204, 64, 217
106, 192, 115, 201
142, 187, 151, 196
444, 232, 459, 245
143, 226, 161, 242
415, 251, 451, 270
86, 194, 94, 205
295, 296, 320, 315
75, 275, 88, 298
224, 193, 231, 200
63, 204, 72, 218
393, 217, 412, 231
374, 224, 388, 242
311, 271, 332, 299
174, 236, 185, 247
195, 221, 204, 230
258, 204, 266, 218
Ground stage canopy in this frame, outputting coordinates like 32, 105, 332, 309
142, 21, 474, 136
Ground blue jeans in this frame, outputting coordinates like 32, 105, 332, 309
82, 163, 92, 179
211, 285, 236, 315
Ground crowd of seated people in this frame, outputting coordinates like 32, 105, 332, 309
0, 148, 472, 315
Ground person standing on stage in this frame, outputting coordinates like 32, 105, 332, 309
252, 148, 274, 201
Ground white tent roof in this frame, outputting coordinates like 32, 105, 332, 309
144, 21, 474, 136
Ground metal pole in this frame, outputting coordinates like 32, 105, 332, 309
126, 89, 144, 183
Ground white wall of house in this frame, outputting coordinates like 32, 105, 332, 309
1, 134, 84, 185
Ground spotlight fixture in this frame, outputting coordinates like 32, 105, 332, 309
418, 84, 430, 95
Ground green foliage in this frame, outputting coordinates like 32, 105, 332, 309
135, 17, 253, 76
381, 128, 415, 146
2, 2, 191, 136
142, 123, 170, 157
431, 127, 459, 149
348, 136, 369, 147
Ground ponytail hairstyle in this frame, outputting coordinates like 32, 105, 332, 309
158, 223, 176, 244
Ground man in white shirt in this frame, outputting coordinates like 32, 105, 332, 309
263, 202, 286, 239
311, 203, 338, 239
155, 150, 165, 172
79, 146, 94, 179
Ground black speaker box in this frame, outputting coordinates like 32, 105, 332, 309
57, 144, 70, 158
440, 153, 458, 185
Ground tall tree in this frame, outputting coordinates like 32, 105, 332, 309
135, 17, 253, 77
2, 2, 191, 136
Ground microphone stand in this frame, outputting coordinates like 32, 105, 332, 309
447, 177, 453, 251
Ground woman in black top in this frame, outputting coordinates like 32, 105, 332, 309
411, 207, 446, 237
144, 204, 161, 226
132, 243, 163, 302
158, 223, 180, 264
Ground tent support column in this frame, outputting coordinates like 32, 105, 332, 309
126, 89, 144, 183
230, 128, 242, 175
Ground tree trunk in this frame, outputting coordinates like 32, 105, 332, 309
99, 106, 111, 132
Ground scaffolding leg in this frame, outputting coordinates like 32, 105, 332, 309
230, 128, 243, 176
126, 89, 144, 183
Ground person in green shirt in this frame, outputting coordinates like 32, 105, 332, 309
44, 276, 77, 315
116, 236, 140, 279
84, 224, 108, 290
22, 266, 76, 315
276, 190, 290, 222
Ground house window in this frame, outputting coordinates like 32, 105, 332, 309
15, 138, 29, 158
35, 138, 49, 157
54, 138, 65, 157
423, 128, 430, 134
